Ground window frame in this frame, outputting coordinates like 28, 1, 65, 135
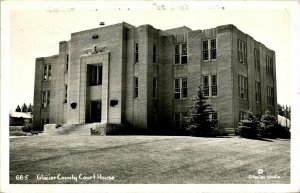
134, 77, 138, 98
202, 39, 217, 61
43, 64, 52, 81
134, 43, 139, 63
266, 55, 273, 77
174, 43, 188, 64
238, 40, 247, 64
254, 49, 260, 71
42, 90, 50, 108
174, 78, 188, 99
255, 81, 261, 103
90, 65, 102, 86
238, 75, 248, 100
153, 77, 157, 99
153, 44, 157, 64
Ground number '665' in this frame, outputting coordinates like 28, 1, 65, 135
16, 175, 28, 180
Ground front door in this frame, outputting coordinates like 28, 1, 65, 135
90, 100, 101, 122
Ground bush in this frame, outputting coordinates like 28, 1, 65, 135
22, 119, 32, 133
259, 111, 277, 138
237, 111, 260, 139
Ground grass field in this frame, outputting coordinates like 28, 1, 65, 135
10, 135, 290, 184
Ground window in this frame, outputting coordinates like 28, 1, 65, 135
64, 85, 68, 103
90, 65, 102, 86
181, 44, 187, 64
210, 39, 217, 59
92, 34, 99, 39
210, 112, 218, 127
266, 56, 273, 77
238, 40, 247, 63
153, 44, 157, 64
239, 111, 247, 121
135, 43, 139, 63
255, 81, 261, 103
202, 39, 217, 61
211, 75, 217, 96
174, 43, 187, 64
66, 54, 69, 72
203, 75, 209, 97
134, 77, 138, 98
238, 75, 248, 99
153, 78, 157, 99
267, 86, 274, 106
174, 112, 188, 129
202, 75, 217, 97
174, 78, 187, 99
254, 49, 260, 70
43, 64, 51, 81
42, 90, 50, 108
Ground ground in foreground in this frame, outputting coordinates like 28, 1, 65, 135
10, 135, 290, 184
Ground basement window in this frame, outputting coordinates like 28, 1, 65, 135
92, 35, 99, 39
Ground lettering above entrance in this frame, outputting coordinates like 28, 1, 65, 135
84, 45, 107, 55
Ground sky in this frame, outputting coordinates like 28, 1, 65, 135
6, 1, 295, 112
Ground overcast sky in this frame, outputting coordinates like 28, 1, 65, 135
7, 1, 294, 111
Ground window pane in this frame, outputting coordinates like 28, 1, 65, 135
202, 40, 208, 50
181, 56, 187, 64
182, 44, 187, 55
48, 65, 51, 80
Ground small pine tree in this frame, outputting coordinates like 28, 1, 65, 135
186, 86, 214, 137
260, 110, 277, 138
28, 103, 33, 113
237, 111, 260, 139
15, 105, 21, 112
21, 103, 28, 112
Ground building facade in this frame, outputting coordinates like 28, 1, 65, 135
33, 22, 277, 134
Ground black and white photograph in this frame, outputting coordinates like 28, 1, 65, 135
1, 1, 300, 193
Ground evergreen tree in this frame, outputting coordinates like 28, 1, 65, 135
28, 103, 33, 113
21, 103, 28, 112
237, 111, 260, 139
277, 103, 284, 116
260, 110, 277, 138
186, 86, 214, 137
15, 105, 21, 112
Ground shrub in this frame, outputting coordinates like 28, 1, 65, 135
22, 119, 32, 133
259, 111, 277, 138
237, 111, 260, 139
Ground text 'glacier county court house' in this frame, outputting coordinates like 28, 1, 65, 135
33, 22, 277, 134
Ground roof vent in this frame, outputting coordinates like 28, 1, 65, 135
99, 22, 105, 26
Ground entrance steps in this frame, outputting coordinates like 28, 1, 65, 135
225, 128, 236, 136
41, 123, 93, 136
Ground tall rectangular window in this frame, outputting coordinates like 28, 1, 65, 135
202, 39, 217, 61
203, 75, 209, 97
238, 40, 247, 63
255, 81, 261, 103
181, 43, 187, 64
134, 77, 138, 98
210, 112, 218, 127
42, 90, 50, 108
254, 49, 260, 70
267, 86, 274, 106
174, 78, 187, 99
90, 65, 102, 86
238, 75, 248, 99
202, 40, 208, 60
134, 43, 139, 63
174, 78, 181, 99
153, 44, 157, 64
210, 39, 217, 59
174, 45, 180, 64
65, 85, 68, 103
173, 112, 188, 129
202, 75, 217, 97
153, 78, 157, 99
66, 54, 69, 72
266, 56, 273, 77
43, 64, 52, 81
211, 75, 217, 96
174, 44, 187, 64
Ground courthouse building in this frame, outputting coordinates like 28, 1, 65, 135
33, 22, 277, 134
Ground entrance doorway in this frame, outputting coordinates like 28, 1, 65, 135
90, 100, 101, 122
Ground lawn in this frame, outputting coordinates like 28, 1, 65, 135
10, 135, 290, 184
